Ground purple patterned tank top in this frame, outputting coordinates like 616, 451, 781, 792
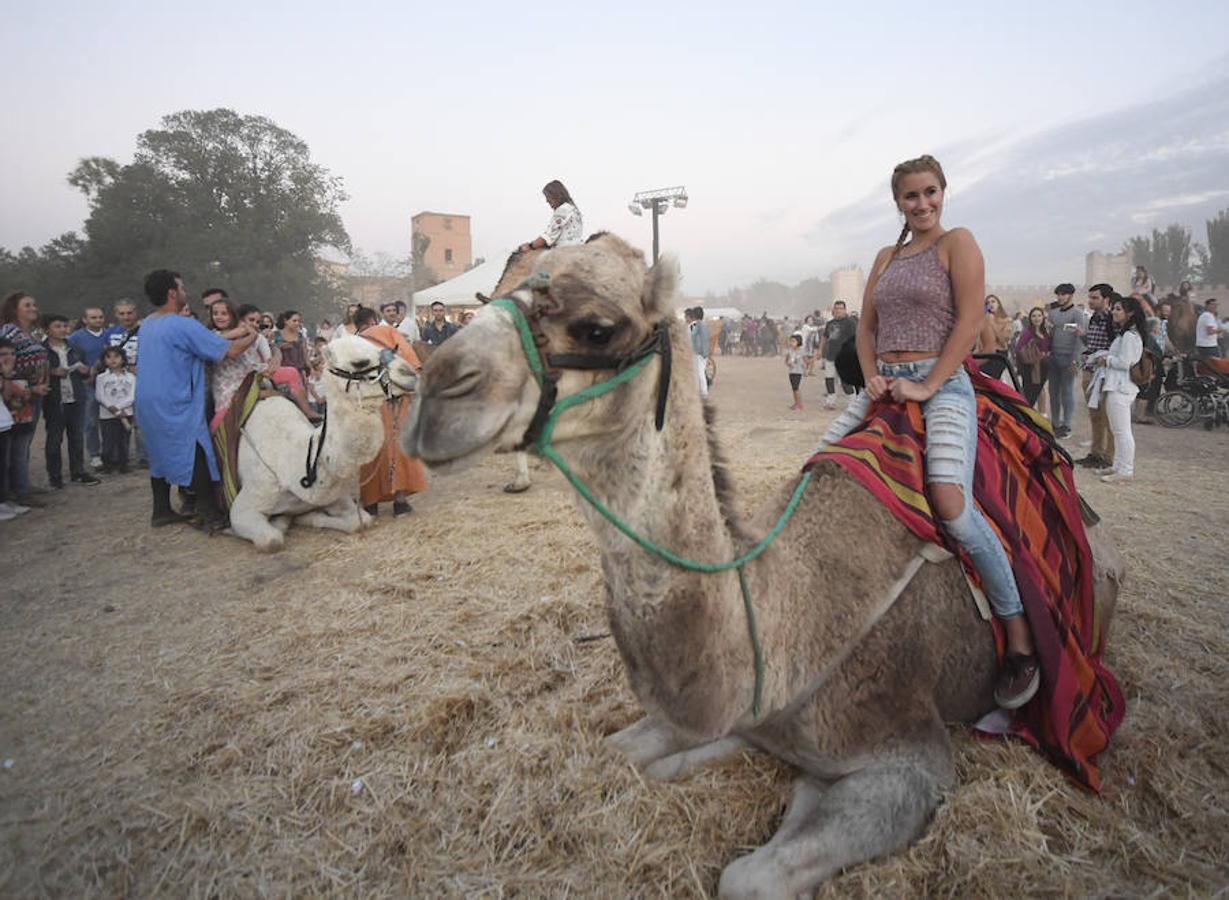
872, 244, 955, 354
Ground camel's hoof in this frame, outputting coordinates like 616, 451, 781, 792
254, 535, 285, 553
503, 481, 530, 494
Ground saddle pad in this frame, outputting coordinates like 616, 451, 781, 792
212, 372, 261, 511
805, 359, 1125, 791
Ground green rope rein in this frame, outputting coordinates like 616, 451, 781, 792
491, 297, 812, 716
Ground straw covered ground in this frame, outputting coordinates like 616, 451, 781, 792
2, 355, 1227, 896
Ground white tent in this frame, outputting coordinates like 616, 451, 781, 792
412, 255, 509, 311
702, 307, 745, 320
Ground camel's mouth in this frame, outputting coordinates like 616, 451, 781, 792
404, 382, 522, 470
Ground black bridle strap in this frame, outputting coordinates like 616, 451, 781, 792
654, 326, 671, 431
517, 373, 560, 452
300, 412, 328, 489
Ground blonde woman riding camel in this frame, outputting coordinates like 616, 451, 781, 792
814, 154, 1039, 709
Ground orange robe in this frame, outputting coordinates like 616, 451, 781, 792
357, 325, 428, 504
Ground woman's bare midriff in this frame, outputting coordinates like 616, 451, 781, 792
879, 350, 940, 364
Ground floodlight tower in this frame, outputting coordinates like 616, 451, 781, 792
627, 186, 688, 264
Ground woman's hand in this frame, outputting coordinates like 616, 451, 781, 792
865, 374, 893, 401
518, 243, 532, 253
889, 379, 935, 403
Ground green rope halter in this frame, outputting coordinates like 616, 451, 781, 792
490, 296, 812, 717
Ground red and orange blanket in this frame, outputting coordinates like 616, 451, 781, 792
806, 360, 1124, 791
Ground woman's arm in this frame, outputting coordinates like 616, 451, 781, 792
224, 326, 258, 359
891, 229, 984, 403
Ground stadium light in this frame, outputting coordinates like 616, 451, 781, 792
628, 186, 688, 264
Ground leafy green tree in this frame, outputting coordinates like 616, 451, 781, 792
1123, 224, 1199, 289
1197, 208, 1229, 287
1, 109, 350, 320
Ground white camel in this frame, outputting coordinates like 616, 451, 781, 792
227, 334, 417, 551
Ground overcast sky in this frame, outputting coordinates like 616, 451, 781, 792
4, 0, 1228, 293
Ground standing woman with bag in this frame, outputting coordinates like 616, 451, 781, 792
1091, 296, 1145, 484
1013, 306, 1051, 408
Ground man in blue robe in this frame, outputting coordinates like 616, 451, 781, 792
134, 269, 257, 528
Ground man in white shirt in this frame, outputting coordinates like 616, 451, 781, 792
394, 301, 420, 342
1195, 298, 1224, 360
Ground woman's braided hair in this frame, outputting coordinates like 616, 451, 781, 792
888, 154, 947, 261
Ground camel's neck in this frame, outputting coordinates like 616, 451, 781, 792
321, 388, 386, 469
565, 329, 756, 740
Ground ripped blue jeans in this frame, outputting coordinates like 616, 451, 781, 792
816, 358, 1024, 620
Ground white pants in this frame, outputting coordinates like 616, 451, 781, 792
1104, 392, 1135, 476
695, 355, 709, 398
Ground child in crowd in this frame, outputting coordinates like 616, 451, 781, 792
95, 346, 135, 473
306, 353, 327, 415
785, 333, 805, 411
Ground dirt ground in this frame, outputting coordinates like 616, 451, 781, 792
2, 355, 1227, 897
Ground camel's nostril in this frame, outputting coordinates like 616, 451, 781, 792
437, 367, 483, 398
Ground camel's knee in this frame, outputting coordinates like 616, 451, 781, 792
929, 482, 965, 522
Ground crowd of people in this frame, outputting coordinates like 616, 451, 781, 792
977, 277, 1226, 482
0, 283, 491, 526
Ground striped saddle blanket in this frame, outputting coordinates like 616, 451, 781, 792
805, 359, 1125, 791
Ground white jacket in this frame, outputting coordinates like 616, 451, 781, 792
1087, 328, 1142, 407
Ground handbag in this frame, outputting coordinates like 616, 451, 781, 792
1018, 341, 1043, 367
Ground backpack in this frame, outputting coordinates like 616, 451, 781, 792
1129, 349, 1155, 387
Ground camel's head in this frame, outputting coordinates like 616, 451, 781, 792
323, 334, 418, 405
403, 232, 678, 470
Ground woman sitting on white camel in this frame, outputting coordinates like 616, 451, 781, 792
814, 153, 1039, 710
208, 299, 321, 426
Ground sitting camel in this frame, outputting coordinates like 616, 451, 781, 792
402, 234, 1123, 898
228, 334, 417, 551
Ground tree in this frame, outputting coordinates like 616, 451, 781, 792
1, 109, 350, 320
1123, 224, 1199, 290
1197, 208, 1229, 287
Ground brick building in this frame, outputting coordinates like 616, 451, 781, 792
411, 212, 472, 283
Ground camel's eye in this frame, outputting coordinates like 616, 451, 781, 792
569, 317, 620, 347
586, 325, 614, 346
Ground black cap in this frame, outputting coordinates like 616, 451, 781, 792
1054, 283, 1075, 296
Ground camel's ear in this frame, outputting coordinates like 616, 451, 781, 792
641, 254, 679, 323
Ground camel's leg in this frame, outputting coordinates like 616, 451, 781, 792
604, 715, 696, 768
295, 497, 364, 534
504, 451, 531, 493
644, 735, 749, 782
604, 715, 739, 774
717, 720, 954, 900
270, 515, 292, 534
227, 489, 286, 552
